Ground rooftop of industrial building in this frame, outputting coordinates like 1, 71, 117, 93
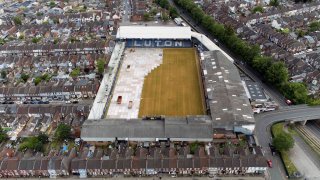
200, 51, 254, 126
116, 26, 192, 40
81, 116, 212, 142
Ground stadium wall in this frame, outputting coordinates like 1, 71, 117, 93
125, 39, 192, 48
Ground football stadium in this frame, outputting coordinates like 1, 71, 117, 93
82, 26, 255, 142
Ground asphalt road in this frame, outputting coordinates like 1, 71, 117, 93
254, 105, 320, 179
168, 0, 287, 107
122, 0, 131, 23
292, 133, 320, 178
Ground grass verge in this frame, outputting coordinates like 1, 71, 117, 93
271, 123, 298, 177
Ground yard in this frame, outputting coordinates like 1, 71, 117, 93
139, 48, 205, 117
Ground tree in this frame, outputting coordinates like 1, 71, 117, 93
32, 37, 41, 44
13, 16, 22, 25
143, 13, 151, 21
53, 38, 59, 44
1, 71, 6, 79
269, 0, 279, 7
96, 59, 106, 74
70, 68, 80, 77
252, 56, 273, 74
252, 6, 264, 13
224, 25, 235, 36
41, 73, 51, 81
309, 21, 320, 32
161, 12, 169, 22
0, 126, 8, 143
18, 133, 49, 152
20, 73, 29, 83
150, 8, 158, 16
38, 133, 49, 144
54, 124, 71, 141
34, 76, 42, 85
190, 141, 199, 154
169, 7, 178, 18
273, 132, 294, 151
0, 38, 5, 45
49, 1, 56, 8
282, 82, 308, 104
158, 0, 170, 9
265, 62, 288, 86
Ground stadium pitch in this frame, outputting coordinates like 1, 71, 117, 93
139, 48, 205, 117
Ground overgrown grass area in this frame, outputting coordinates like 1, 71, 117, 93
280, 151, 298, 176
271, 123, 298, 177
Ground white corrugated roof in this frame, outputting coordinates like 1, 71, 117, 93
116, 26, 192, 39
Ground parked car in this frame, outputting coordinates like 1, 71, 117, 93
267, 160, 272, 168
285, 99, 292, 105
71, 100, 79, 104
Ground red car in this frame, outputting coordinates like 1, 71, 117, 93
285, 99, 292, 105
267, 160, 272, 168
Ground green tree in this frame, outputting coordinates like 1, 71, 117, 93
0, 126, 8, 143
282, 82, 308, 104
70, 68, 80, 77
169, 7, 178, 18
143, 13, 151, 21
19, 34, 24, 39
18, 134, 49, 152
265, 62, 288, 86
150, 8, 158, 16
252, 56, 273, 74
158, 0, 170, 9
273, 132, 294, 151
32, 37, 41, 44
36, 12, 43, 16
309, 21, 320, 32
53, 38, 59, 44
13, 16, 22, 25
34, 76, 42, 85
269, 0, 279, 6
49, 1, 56, 8
38, 133, 49, 144
252, 6, 264, 13
161, 12, 170, 22
20, 73, 29, 83
190, 141, 199, 154
224, 25, 235, 36
96, 59, 106, 74
0, 38, 5, 45
1, 71, 6, 79
41, 73, 51, 81
54, 124, 71, 141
